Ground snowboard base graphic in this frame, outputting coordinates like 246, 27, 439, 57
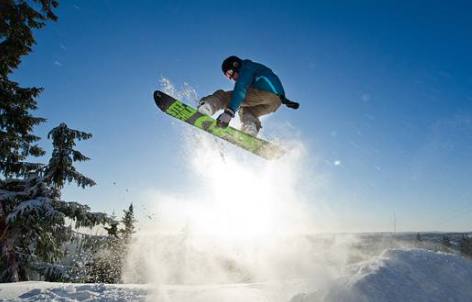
153, 91, 285, 160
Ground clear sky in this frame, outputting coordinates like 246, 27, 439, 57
12, 0, 472, 232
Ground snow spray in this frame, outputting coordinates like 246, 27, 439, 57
122, 79, 359, 300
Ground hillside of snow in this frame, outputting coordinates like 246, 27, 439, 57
293, 249, 472, 302
1, 248, 472, 302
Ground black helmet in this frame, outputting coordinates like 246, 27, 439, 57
222, 56, 242, 74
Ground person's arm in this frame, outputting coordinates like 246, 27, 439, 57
227, 63, 257, 114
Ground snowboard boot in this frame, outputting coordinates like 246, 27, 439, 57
197, 101, 216, 116
241, 121, 260, 137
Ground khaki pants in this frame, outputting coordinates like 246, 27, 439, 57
200, 88, 282, 131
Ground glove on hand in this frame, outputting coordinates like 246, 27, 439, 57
285, 101, 300, 109
216, 108, 235, 128
280, 96, 300, 110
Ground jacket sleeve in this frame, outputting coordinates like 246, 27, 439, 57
227, 63, 257, 113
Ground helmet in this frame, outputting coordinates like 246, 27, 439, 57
222, 56, 242, 74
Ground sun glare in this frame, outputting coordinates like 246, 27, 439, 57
191, 159, 276, 241
179, 133, 313, 244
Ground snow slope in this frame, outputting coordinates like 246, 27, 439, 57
0, 282, 148, 301
293, 249, 472, 302
0, 281, 307, 302
1, 249, 472, 302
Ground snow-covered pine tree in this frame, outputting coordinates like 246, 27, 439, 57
85, 220, 123, 284
85, 204, 138, 283
43, 123, 96, 189
0, 0, 58, 177
0, 0, 60, 282
121, 203, 136, 244
104, 218, 120, 239
0, 124, 113, 282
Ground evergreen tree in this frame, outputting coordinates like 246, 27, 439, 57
415, 233, 423, 242
85, 222, 123, 284
0, 1, 118, 282
1, 2, 59, 280
0, 125, 112, 282
85, 203, 138, 283
84, 206, 137, 284
0, 0, 58, 177
440, 235, 452, 252
460, 234, 472, 259
43, 123, 96, 189
104, 219, 120, 239
121, 203, 136, 244
415, 232, 426, 249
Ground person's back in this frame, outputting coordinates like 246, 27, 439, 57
235, 59, 285, 99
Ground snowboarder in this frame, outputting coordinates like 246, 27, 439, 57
197, 56, 299, 136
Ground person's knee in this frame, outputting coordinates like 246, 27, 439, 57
239, 108, 261, 129
201, 90, 229, 110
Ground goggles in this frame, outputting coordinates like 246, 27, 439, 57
225, 69, 234, 79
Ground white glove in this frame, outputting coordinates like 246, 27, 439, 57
216, 108, 235, 128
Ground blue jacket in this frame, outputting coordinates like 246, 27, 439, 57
228, 59, 285, 113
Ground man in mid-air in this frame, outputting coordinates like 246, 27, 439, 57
197, 56, 299, 137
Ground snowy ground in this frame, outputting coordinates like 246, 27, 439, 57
2, 248, 472, 302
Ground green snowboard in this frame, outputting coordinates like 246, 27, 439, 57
153, 91, 285, 160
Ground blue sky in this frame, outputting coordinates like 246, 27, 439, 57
13, 0, 472, 232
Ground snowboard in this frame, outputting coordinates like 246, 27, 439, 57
153, 90, 285, 160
